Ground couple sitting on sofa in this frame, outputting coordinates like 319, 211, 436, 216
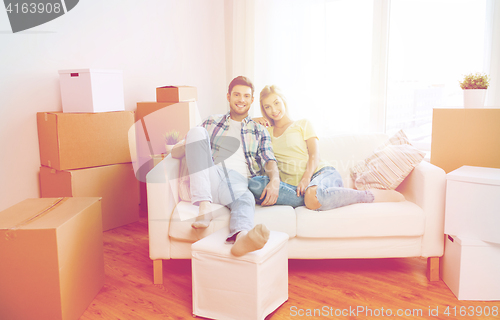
171, 76, 404, 257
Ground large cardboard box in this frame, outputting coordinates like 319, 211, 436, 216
431, 108, 500, 173
59, 69, 125, 113
37, 111, 134, 171
156, 85, 197, 102
445, 166, 500, 244
0, 197, 105, 320
441, 235, 500, 300
40, 163, 139, 231
133, 102, 200, 211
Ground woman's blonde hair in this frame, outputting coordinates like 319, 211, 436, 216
259, 85, 290, 125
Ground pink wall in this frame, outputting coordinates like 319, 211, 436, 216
0, 0, 228, 211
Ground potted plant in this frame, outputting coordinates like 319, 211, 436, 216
459, 72, 490, 108
164, 130, 180, 155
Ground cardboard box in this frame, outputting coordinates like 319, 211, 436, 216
59, 69, 125, 113
156, 85, 197, 102
0, 197, 105, 320
37, 111, 134, 171
40, 163, 139, 231
134, 101, 200, 160
133, 102, 200, 211
445, 166, 500, 244
441, 235, 500, 300
431, 108, 500, 173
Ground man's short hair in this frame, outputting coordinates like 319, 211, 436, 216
228, 76, 254, 96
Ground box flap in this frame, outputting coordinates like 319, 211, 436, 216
0, 197, 101, 230
447, 166, 500, 186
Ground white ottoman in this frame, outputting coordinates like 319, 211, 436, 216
191, 228, 289, 320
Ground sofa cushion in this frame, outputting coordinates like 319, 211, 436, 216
254, 205, 297, 238
169, 202, 296, 242
295, 201, 425, 239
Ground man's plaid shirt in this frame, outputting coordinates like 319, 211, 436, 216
200, 112, 276, 177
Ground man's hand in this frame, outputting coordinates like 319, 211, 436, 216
171, 139, 186, 158
260, 177, 280, 206
261, 160, 280, 206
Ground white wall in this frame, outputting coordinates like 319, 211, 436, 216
0, 0, 228, 211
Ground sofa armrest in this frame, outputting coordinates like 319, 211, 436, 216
396, 161, 446, 257
146, 155, 181, 260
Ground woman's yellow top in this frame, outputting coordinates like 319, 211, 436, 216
267, 119, 329, 186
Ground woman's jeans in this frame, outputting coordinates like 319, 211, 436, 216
248, 167, 373, 210
186, 127, 255, 241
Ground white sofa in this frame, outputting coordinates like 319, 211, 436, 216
147, 133, 447, 285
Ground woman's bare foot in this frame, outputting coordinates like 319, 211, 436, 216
191, 201, 213, 229
369, 189, 405, 202
230, 224, 270, 256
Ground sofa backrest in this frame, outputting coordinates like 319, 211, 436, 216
318, 133, 388, 188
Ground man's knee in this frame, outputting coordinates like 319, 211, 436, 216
234, 190, 256, 208
304, 186, 321, 210
186, 126, 208, 141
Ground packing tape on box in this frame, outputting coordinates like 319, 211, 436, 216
5, 197, 68, 240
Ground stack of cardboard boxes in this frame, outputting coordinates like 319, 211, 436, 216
38, 69, 139, 231
440, 166, 500, 300
0, 69, 135, 319
134, 85, 201, 210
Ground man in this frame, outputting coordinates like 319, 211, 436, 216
171, 76, 280, 256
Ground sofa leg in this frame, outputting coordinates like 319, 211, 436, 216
426, 257, 440, 282
153, 259, 163, 285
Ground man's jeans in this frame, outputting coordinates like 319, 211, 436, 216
248, 167, 373, 210
185, 127, 255, 241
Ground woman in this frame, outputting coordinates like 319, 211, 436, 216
249, 85, 404, 210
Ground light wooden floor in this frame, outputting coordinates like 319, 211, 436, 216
80, 215, 499, 320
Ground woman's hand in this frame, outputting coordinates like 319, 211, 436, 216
253, 117, 270, 127
297, 176, 311, 197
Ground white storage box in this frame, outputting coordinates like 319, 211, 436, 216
441, 235, 500, 300
59, 69, 125, 113
191, 228, 289, 320
445, 166, 500, 244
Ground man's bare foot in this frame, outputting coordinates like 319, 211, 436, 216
230, 224, 270, 257
191, 201, 213, 229
369, 189, 405, 202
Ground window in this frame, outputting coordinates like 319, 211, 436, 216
252, 0, 493, 143
386, 0, 488, 149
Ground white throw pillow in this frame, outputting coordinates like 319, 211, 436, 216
350, 130, 425, 190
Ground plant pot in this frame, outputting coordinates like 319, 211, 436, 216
463, 89, 486, 108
